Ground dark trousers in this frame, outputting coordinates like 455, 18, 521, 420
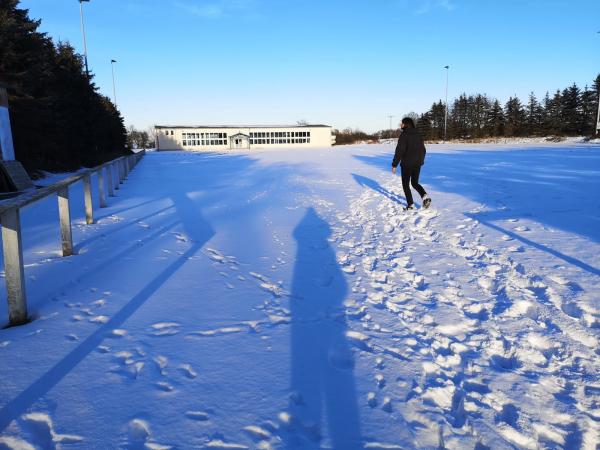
401, 165, 427, 206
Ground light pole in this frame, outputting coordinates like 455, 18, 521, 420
444, 65, 449, 142
78, 0, 91, 78
388, 115, 395, 138
111, 59, 118, 108
596, 32, 600, 135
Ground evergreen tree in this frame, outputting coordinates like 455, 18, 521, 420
486, 99, 505, 137
543, 90, 562, 136
430, 101, 446, 140
583, 75, 600, 136
416, 112, 433, 140
0, 0, 127, 174
504, 97, 526, 136
525, 92, 543, 136
471, 94, 491, 138
450, 94, 470, 139
560, 83, 583, 135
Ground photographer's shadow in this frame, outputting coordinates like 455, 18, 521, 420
288, 208, 363, 449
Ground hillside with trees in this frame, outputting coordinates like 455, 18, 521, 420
0, 0, 128, 175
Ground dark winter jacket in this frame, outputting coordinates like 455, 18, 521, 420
391, 128, 426, 168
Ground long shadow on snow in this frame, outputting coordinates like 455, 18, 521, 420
287, 208, 363, 449
0, 151, 327, 431
354, 148, 600, 276
73, 204, 176, 253
0, 191, 215, 432
352, 173, 405, 206
353, 147, 600, 243
0, 152, 303, 324
463, 213, 600, 277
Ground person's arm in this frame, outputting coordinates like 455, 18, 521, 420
392, 136, 407, 172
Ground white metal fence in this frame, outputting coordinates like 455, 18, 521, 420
0, 151, 145, 326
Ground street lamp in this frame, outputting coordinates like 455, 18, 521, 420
444, 65, 449, 142
111, 59, 118, 108
78, 0, 91, 78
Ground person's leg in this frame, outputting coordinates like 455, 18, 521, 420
410, 167, 427, 198
411, 167, 432, 208
400, 165, 414, 206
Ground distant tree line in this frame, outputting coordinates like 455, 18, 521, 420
126, 126, 154, 150
334, 75, 600, 145
333, 128, 378, 145
417, 75, 600, 141
0, 0, 128, 175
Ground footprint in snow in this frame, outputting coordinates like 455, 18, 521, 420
185, 411, 210, 421
242, 425, 272, 442
19, 412, 83, 448
153, 356, 168, 375
109, 329, 128, 338
155, 381, 175, 392
179, 364, 198, 379
188, 327, 245, 338
150, 322, 181, 337
126, 418, 172, 449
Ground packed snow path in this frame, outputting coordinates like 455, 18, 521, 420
0, 143, 599, 449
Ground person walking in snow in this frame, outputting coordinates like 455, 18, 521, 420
391, 117, 431, 210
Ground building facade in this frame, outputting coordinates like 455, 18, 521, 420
155, 125, 335, 151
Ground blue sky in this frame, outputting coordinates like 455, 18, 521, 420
19, 0, 600, 133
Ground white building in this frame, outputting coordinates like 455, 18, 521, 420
155, 125, 335, 151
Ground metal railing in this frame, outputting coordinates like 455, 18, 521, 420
0, 151, 145, 326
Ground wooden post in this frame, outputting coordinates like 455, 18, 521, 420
83, 173, 93, 224
98, 168, 106, 208
1, 207, 28, 325
57, 186, 73, 257
106, 165, 114, 197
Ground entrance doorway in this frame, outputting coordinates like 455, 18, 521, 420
230, 133, 250, 150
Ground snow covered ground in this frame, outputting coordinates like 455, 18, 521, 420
0, 142, 599, 449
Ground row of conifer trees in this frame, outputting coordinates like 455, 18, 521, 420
416, 77, 600, 141
1, 0, 128, 175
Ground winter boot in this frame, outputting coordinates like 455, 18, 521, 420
422, 195, 432, 209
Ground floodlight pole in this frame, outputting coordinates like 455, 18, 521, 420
596, 33, 600, 135
79, 0, 91, 78
444, 65, 449, 142
111, 59, 118, 108
596, 89, 600, 135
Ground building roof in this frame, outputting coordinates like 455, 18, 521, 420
155, 124, 331, 129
